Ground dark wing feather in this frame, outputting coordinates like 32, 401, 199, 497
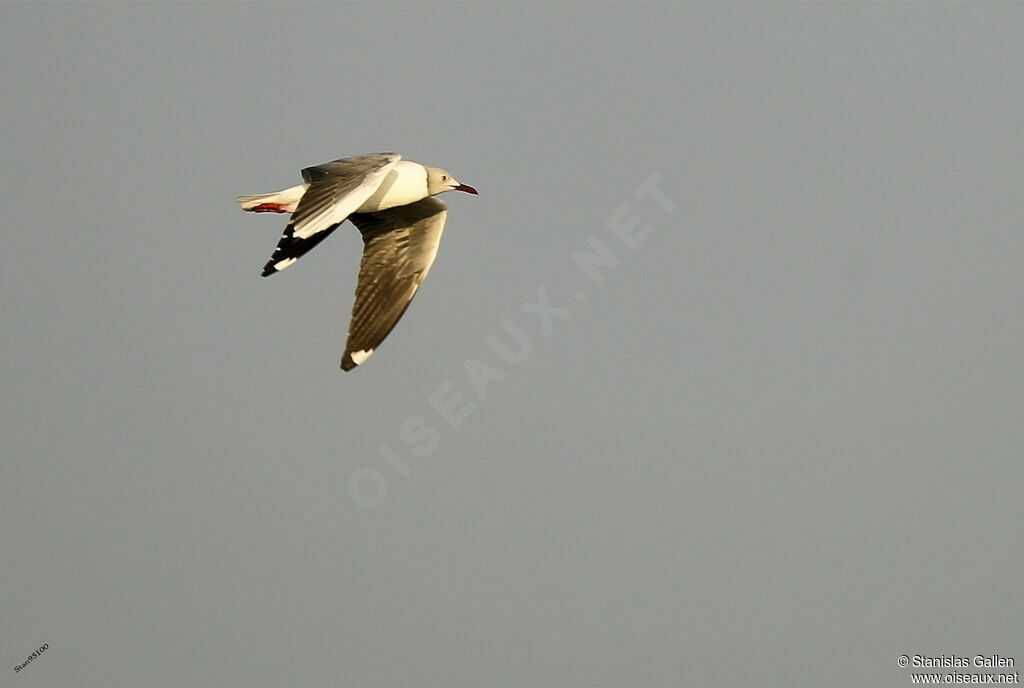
340, 197, 448, 371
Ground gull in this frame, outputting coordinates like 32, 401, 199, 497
238, 153, 478, 371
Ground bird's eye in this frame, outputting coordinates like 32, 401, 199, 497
442, 175, 447, 181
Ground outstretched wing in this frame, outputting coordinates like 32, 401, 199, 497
340, 197, 448, 371
261, 153, 400, 276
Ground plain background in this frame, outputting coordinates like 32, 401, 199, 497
3, 4, 1022, 687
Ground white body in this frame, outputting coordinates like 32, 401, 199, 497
358, 161, 429, 212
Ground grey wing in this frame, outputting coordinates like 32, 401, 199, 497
261, 153, 400, 277
340, 197, 449, 371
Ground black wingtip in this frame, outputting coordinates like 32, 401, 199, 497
340, 358, 357, 372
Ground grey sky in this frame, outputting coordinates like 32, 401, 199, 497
2, 3, 1022, 687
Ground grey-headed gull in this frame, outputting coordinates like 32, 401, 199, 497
238, 152, 478, 371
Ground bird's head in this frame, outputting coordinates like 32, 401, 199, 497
426, 167, 478, 196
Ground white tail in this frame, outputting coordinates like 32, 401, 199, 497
237, 184, 308, 213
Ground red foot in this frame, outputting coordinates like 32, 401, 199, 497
252, 203, 286, 213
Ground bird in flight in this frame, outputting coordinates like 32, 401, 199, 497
238, 153, 478, 371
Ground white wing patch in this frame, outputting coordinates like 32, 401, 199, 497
292, 158, 400, 240
349, 349, 374, 366
273, 257, 298, 271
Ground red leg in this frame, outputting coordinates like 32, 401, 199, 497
252, 203, 287, 213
